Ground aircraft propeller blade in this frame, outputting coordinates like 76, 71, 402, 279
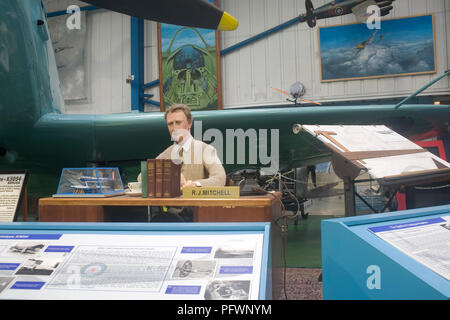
271, 87, 322, 106
82, 0, 238, 30
271, 86, 290, 96
301, 98, 322, 106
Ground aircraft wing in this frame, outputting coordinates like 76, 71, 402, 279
352, 0, 377, 23
82, 0, 238, 30
25, 104, 450, 172
352, 0, 394, 24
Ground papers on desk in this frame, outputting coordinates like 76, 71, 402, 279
301, 125, 450, 185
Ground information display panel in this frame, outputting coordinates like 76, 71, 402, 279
0, 222, 271, 300
0, 171, 27, 222
322, 205, 450, 300
368, 215, 450, 281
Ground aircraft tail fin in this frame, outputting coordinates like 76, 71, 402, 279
0, 0, 64, 157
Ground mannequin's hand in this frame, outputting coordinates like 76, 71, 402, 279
182, 180, 198, 189
180, 174, 199, 190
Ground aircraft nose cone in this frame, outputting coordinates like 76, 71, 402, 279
218, 11, 238, 31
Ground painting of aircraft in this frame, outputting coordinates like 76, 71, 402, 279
319, 14, 436, 81
356, 29, 378, 51
1, 0, 449, 204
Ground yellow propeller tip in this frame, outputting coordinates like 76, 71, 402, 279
218, 11, 238, 31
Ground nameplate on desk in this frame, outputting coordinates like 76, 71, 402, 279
182, 187, 240, 199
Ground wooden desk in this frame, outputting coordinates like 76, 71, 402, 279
38, 194, 282, 223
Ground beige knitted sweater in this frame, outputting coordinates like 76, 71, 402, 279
138, 138, 226, 187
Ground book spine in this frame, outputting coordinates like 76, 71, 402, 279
163, 159, 172, 198
155, 159, 163, 198
141, 161, 148, 198
147, 159, 156, 198
171, 162, 182, 197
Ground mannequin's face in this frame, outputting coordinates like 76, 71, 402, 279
166, 110, 192, 144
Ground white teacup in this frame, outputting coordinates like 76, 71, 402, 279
127, 182, 142, 193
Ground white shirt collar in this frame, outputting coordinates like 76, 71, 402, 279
174, 135, 193, 153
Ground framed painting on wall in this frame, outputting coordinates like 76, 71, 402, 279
157, 0, 222, 111
319, 14, 436, 82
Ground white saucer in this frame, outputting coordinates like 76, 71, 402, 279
125, 191, 142, 197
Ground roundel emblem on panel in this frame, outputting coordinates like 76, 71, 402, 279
81, 263, 107, 277
335, 7, 344, 15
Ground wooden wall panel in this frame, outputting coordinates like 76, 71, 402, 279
220, 0, 450, 107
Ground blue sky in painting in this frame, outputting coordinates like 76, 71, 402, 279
160, 0, 216, 53
161, 25, 215, 52
320, 15, 433, 51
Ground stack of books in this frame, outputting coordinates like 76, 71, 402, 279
141, 159, 181, 198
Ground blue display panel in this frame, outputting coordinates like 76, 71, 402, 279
322, 205, 450, 300
0, 222, 271, 300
